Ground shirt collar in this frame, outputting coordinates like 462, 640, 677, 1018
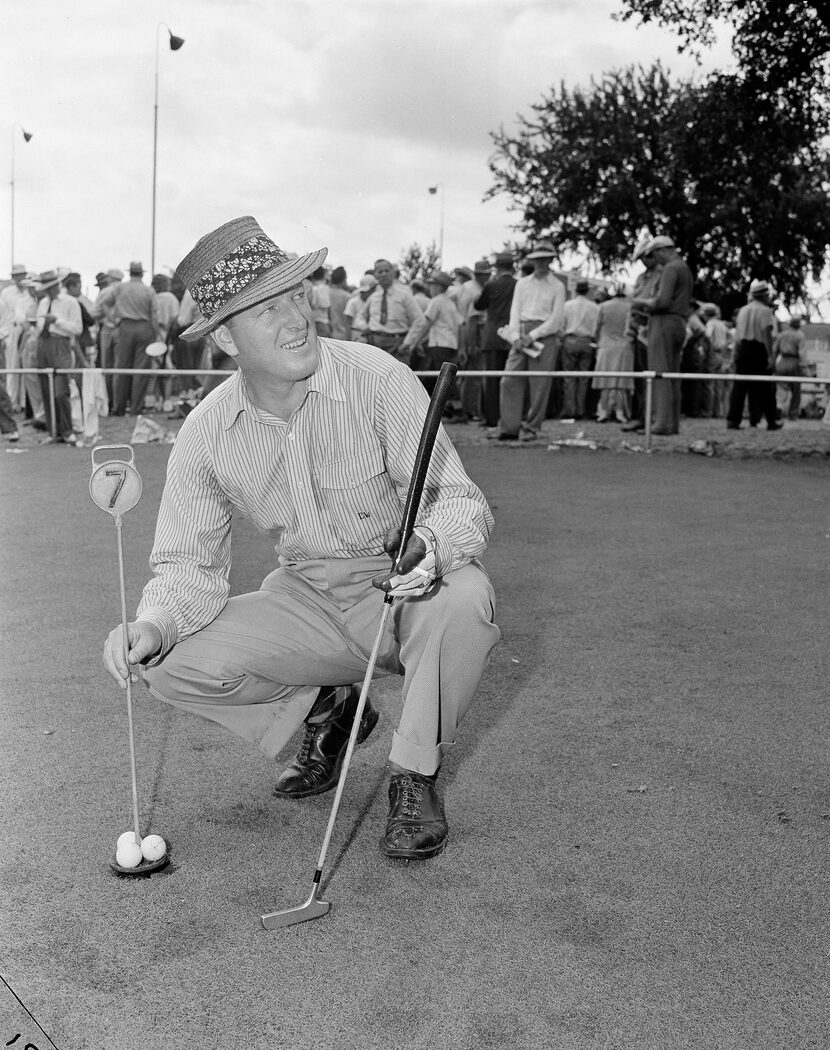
221, 338, 346, 431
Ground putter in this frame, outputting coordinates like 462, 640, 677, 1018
89, 445, 170, 877
261, 362, 459, 930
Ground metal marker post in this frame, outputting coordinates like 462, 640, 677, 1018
89, 445, 147, 865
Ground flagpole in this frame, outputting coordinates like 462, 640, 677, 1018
439, 183, 444, 265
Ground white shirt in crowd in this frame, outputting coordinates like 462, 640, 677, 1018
35, 291, 82, 337
508, 270, 566, 341
563, 294, 600, 338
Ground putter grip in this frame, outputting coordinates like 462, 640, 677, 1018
395, 361, 458, 562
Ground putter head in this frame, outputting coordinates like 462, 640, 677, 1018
261, 892, 331, 930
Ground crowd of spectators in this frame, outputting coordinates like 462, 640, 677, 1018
0, 238, 820, 446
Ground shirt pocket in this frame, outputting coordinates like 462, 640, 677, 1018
315, 444, 391, 547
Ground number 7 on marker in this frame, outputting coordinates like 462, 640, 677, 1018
105, 467, 127, 509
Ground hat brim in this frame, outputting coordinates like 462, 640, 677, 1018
39, 277, 61, 290
180, 247, 328, 341
526, 252, 556, 260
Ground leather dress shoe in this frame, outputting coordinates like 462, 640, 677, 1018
273, 687, 379, 798
379, 771, 448, 860
620, 420, 644, 432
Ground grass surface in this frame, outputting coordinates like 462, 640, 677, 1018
1, 430, 828, 1049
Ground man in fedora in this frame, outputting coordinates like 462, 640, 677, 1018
92, 268, 124, 409
474, 252, 516, 429
34, 269, 83, 445
102, 216, 499, 862
561, 278, 599, 421
496, 240, 565, 441
632, 235, 694, 435
357, 258, 424, 364
726, 279, 782, 431
402, 270, 462, 398
1, 263, 36, 411
111, 261, 163, 415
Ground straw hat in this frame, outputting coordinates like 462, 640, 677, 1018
37, 269, 62, 290
526, 241, 556, 260
749, 279, 771, 297
177, 215, 327, 341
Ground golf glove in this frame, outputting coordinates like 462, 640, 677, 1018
373, 526, 437, 597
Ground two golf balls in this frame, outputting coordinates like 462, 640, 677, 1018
114, 830, 168, 867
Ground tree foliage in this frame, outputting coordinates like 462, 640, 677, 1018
398, 241, 442, 285
615, 1, 830, 132
486, 62, 830, 310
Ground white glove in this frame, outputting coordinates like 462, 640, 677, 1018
372, 526, 437, 597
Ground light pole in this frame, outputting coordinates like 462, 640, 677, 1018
428, 183, 445, 265
152, 23, 185, 276
10, 124, 33, 272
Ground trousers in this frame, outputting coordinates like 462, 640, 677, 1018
560, 334, 594, 418
727, 340, 777, 427
144, 556, 499, 777
499, 326, 558, 437
36, 334, 75, 440
113, 319, 154, 414
647, 314, 685, 433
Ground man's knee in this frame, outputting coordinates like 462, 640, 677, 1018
404, 563, 495, 629
143, 643, 289, 707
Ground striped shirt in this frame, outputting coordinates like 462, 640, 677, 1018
136, 338, 494, 655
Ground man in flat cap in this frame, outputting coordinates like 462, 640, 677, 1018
726, 279, 782, 430
102, 216, 499, 862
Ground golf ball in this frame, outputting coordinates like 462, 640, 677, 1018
116, 830, 141, 850
141, 834, 167, 862
115, 841, 143, 868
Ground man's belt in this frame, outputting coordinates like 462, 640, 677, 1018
370, 330, 406, 338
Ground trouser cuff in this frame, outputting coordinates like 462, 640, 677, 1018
388, 730, 446, 777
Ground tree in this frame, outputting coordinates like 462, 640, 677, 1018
398, 241, 442, 285
486, 62, 830, 310
615, 1, 830, 133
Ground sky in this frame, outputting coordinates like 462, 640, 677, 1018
2, 0, 734, 292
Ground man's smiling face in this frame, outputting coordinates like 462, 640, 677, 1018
221, 282, 320, 383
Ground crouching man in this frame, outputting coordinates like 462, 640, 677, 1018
102, 216, 500, 860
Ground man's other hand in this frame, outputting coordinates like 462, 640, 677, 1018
103, 621, 163, 689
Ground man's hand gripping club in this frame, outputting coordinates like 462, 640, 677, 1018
371, 525, 437, 597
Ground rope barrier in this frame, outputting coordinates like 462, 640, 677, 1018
3, 368, 825, 451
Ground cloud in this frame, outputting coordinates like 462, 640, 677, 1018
2, 0, 736, 285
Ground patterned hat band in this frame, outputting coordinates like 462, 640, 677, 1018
190, 234, 291, 319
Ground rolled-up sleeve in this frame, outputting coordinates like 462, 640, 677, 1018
135, 424, 234, 656
374, 368, 494, 575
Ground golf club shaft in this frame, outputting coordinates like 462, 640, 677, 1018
392, 362, 458, 574
311, 361, 458, 878
312, 600, 392, 876
115, 518, 142, 842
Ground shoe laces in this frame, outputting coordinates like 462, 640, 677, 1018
297, 725, 316, 765
398, 776, 424, 818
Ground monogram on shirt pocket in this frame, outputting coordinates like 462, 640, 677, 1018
315, 444, 389, 544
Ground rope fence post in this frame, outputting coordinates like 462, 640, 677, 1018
644, 373, 654, 450
48, 369, 57, 440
